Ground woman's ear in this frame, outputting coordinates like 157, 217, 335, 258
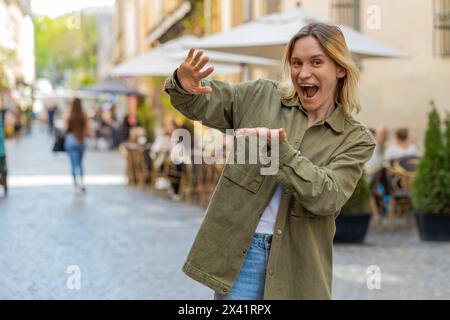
336, 67, 346, 79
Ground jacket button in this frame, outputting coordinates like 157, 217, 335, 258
242, 248, 247, 254
269, 269, 274, 276
222, 288, 228, 293
277, 229, 282, 235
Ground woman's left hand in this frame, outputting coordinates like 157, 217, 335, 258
235, 128, 286, 147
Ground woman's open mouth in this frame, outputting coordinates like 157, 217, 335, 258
300, 84, 319, 99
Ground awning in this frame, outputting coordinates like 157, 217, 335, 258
110, 35, 279, 77
188, 9, 408, 60
82, 80, 144, 96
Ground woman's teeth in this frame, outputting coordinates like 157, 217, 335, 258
300, 84, 319, 98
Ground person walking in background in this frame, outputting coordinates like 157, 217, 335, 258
384, 127, 420, 162
47, 103, 58, 135
12, 105, 22, 143
63, 98, 91, 193
0, 107, 7, 196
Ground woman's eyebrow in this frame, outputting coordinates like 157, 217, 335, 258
291, 54, 325, 60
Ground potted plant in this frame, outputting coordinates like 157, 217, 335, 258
334, 172, 372, 243
412, 102, 450, 241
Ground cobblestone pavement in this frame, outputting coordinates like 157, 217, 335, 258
0, 126, 449, 299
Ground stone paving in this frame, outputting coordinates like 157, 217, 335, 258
0, 125, 449, 299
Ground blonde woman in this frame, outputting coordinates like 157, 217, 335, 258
165, 23, 376, 300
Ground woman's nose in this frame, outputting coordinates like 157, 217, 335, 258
299, 65, 312, 79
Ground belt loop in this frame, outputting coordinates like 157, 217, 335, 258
265, 234, 272, 249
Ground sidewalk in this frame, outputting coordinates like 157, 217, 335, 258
0, 125, 211, 299
0, 125, 449, 299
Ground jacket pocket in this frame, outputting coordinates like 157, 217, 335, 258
222, 165, 264, 194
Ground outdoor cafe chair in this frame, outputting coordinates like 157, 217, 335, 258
386, 156, 420, 231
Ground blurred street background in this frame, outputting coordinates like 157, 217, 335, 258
0, 0, 449, 299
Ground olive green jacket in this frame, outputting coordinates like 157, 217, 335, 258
164, 75, 376, 300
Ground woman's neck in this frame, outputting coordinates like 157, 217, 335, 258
307, 104, 336, 128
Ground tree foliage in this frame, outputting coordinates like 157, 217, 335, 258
0, 47, 15, 90
341, 172, 371, 214
442, 113, 450, 213
181, 0, 205, 36
137, 98, 158, 143
411, 101, 449, 214
34, 13, 98, 87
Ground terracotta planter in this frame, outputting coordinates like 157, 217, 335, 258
334, 213, 372, 244
415, 212, 450, 241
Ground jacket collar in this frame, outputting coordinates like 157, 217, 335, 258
281, 94, 346, 134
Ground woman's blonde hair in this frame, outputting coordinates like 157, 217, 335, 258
280, 22, 361, 114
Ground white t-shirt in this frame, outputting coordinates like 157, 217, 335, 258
384, 143, 419, 161
255, 185, 283, 235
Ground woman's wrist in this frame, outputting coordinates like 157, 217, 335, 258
174, 69, 185, 91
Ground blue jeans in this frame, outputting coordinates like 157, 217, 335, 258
214, 233, 272, 300
64, 133, 85, 185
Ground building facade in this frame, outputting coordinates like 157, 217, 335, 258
209, 0, 450, 146
0, 0, 35, 88
278, 0, 449, 145
112, 0, 450, 145
0, 0, 34, 117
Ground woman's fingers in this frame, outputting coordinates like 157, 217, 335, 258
235, 128, 286, 145
180, 49, 214, 94
278, 128, 286, 143
184, 48, 195, 63
236, 128, 266, 137
198, 66, 214, 80
195, 56, 209, 71
183, 49, 213, 78
236, 128, 286, 147
191, 50, 203, 66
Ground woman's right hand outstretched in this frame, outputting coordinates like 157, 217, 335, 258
176, 48, 214, 95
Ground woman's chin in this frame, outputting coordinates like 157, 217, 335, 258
300, 101, 319, 112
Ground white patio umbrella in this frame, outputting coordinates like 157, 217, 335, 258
110, 35, 279, 77
189, 9, 408, 60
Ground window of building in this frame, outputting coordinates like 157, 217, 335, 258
265, 0, 281, 14
330, 0, 360, 31
433, 0, 450, 56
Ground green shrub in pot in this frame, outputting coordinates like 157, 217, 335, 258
411, 103, 449, 215
411, 102, 450, 241
341, 172, 371, 215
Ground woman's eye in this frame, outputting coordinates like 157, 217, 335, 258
312, 60, 322, 66
292, 61, 301, 66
